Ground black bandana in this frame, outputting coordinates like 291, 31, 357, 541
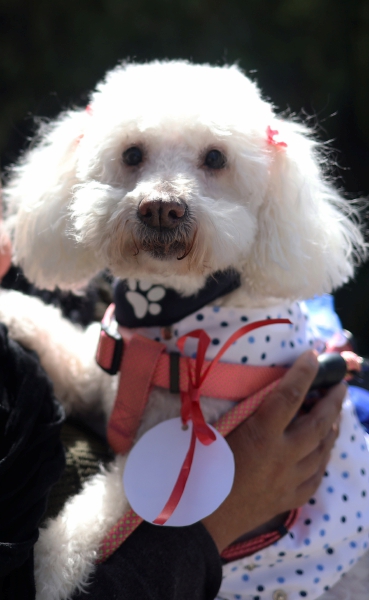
114, 270, 241, 328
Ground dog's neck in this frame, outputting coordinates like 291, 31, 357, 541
113, 269, 241, 329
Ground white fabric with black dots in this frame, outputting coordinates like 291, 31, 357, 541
138, 301, 318, 365
137, 301, 369, 600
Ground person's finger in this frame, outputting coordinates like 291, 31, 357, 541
257, 350, 319, 435
294, 424, 340, 485
287, 382, 346, 459
294, 450, 333, 507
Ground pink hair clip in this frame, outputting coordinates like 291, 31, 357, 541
266, 125, 287, 149
85, 104, 93, 116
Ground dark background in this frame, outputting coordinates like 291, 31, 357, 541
1, 0, 369, 351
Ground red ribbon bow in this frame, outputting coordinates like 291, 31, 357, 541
153, 318, 291, 525
266, 125, 287, 149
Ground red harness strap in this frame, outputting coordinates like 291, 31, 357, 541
97, 304, 287, 455
107, 333, 167, 454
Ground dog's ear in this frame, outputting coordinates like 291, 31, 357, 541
4, 110, 103, 290
245, 120, 366, 300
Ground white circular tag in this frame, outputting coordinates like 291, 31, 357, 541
123, 417, 235, 526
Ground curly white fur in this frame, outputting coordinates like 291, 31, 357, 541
1, 60, 368, 600
4, 61, 365, 298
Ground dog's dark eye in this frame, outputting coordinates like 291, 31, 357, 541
123, 146, 143, 166
204, 149, 226, 170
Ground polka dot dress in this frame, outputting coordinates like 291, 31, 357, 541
137, 300, 369, 600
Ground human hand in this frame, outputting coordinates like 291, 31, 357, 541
202, 350, 346, 552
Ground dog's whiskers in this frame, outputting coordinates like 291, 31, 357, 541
130, 231, 140, 257
177, 228, 197, 261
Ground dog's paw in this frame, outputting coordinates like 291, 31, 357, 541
125, 279, 166, 318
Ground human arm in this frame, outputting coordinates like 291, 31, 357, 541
0, 325, 65, 600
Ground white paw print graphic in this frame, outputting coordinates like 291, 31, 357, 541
126, 279, 166, 319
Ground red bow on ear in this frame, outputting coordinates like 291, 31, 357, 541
266, 125, 287, 149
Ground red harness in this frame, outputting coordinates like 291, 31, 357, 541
95, 304, 305, 562
97, 304, 289, 453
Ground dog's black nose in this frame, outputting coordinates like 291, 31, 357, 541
138, 197, 187, 229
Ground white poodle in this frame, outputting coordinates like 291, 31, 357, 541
1, 60, 369, 600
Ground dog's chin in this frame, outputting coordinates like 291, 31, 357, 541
140, 241, 187, 261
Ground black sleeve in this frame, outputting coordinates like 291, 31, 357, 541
0, 324, 65, 600
72, 520, 223, 600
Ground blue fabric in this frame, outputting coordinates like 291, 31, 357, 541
305, 296, 369, 433
349, 386, 369, 434
304, 294, 344, 341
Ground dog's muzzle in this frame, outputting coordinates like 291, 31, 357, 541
136, 196, 193, 260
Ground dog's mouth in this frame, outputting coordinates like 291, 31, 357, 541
133, 226, 195, 261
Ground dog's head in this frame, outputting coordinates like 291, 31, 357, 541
4, 61, 366, 301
